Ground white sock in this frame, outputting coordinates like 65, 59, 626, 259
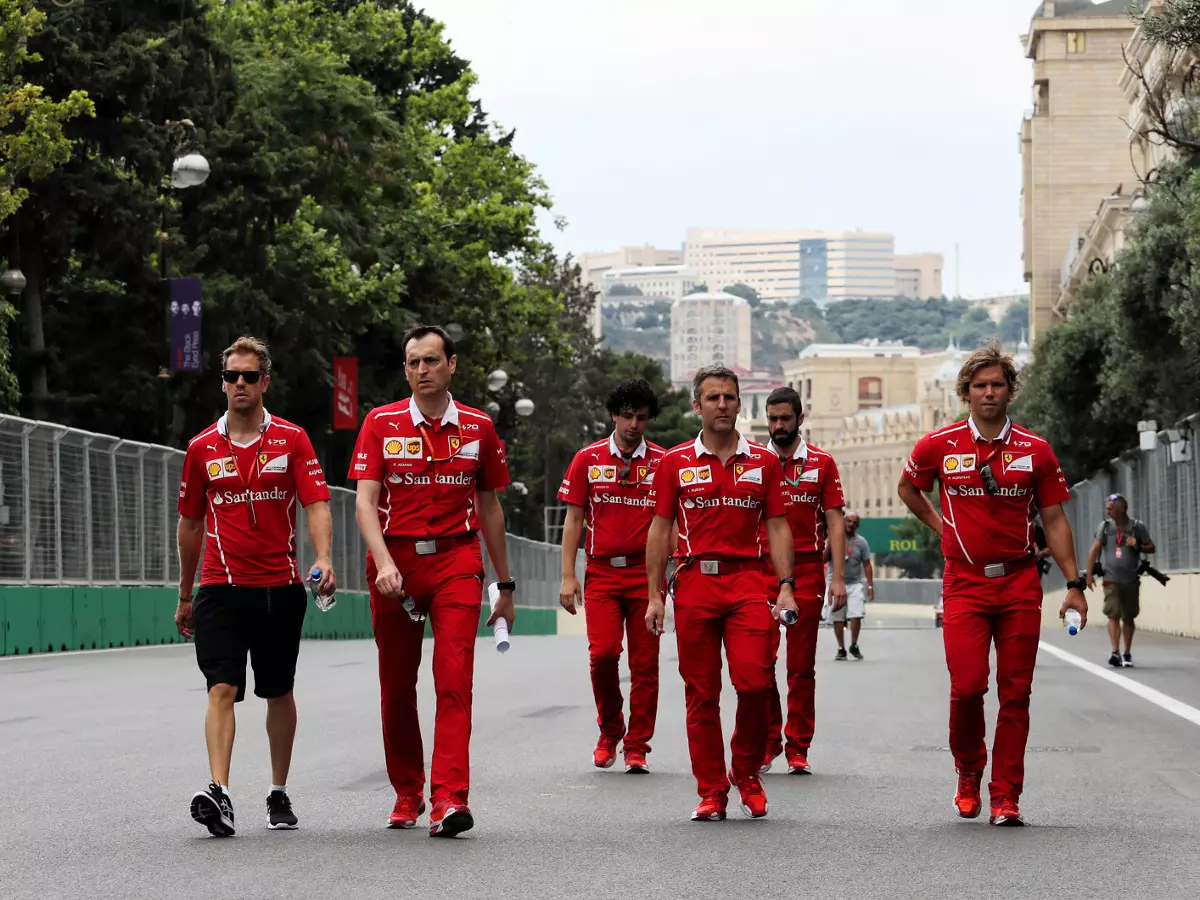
271, 784, 287, 794
213, 783, 230, 797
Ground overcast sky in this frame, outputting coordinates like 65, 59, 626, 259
424, 0, 1099, 299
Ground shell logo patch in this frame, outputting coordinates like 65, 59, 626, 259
942, 454, 976, 474
588, 466, 615, 484
206, 458, 236, 480
384, 439, 404, 458
680, 469, 696, 484
207, 462, 221, 477
589, 467, 601, 480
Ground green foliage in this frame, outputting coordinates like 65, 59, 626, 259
1137, 0, 1200, 48
0, 299, 16, 413
606, 283, 643, 296
722, 282, 761, 307
686, 283, 708, 295
878, 509, 943, 579
998, 297, 1029, 344
822, 296, 1010, 350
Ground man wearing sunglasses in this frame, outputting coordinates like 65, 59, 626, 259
348, 324, 513, 838
177, 336, 335, 837
898, 341, 1087, 828
759, 386, 846, 777
558, 378, 665, 774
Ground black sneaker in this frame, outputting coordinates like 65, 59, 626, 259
849, 644, 863, 660
1108, 651, 1123, 668
835, 648, 848, 661
267, 790, 298, 830
191, 783, 235, 837
1123, 652, 1135, 668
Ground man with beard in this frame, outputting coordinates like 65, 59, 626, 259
759, 387, 847, 776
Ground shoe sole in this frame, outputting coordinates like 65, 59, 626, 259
594, 758, 616, 769
266, 820, 298, 830
690, 811, 726, 821
388, 802, 427, 829
739, 803, 767, 819
430, 808, 474, 838
191, 792, 235, 837
990, 815, 1025, 827
955, 804, 982, 819
625, 764, 650, 774
787, 766, 812, 775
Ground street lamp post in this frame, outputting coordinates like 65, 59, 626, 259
485, 367, 535, 535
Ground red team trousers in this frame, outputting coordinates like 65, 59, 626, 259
368, 537, 483, 806
673, 563, 774, 798
765, 554, 827, 757
941, 559, 1042, 801
583, 560, 659, 753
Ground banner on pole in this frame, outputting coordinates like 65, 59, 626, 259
169, 278, 203, 373
333, 357, 359, 430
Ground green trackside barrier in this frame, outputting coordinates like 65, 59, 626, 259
1, 586, 557, 656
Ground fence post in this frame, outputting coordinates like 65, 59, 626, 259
112, 441, 122, 583
53, 429, 65, 584
162, 454, 170, 584
21, 422, 32, 583
83, 436, 94, 583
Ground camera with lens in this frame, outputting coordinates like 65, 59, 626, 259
1137, 557, 1170, 586
1037, 556, 1052, 577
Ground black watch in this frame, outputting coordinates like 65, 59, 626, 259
1065, 577, 1086, 592
496, 580, 516, 592
777, 577, 796, 588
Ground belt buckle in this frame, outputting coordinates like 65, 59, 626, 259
415, 540, 437, 556
610, 556, 627, 568
983, 563, 1005, 578
700, 560, 719, 575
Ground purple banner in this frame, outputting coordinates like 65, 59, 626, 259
169, 277, 202, 373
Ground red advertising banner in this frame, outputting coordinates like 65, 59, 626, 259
332, 357, 358, 430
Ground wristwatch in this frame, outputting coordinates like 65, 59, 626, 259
1065, 576, 1087, 592
777, 577, 796, 588
496, 580, 517, 592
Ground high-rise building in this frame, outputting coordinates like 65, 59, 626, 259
576, 245, 684, 337
894, 253, 945, 299
669, 291, 753, 386
1019, 0, 1138, 344
600, 264, 698, 301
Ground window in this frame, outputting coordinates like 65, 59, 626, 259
805, 378, 812, 400
1066, 31, 1085, 54
857, 377, 883, 409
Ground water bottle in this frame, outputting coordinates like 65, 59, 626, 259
1063, 608, 1082, 636
487, 583, 510, 653
308, 567, 336, 612
401, 594, 426, 624
778, 606, 798, 626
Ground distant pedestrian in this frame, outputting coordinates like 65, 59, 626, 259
1086, 493, 1155, 668
829, 511, 873, 660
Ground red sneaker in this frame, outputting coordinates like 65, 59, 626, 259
624, 751, 649, 774
729, 769, 768, 819
428, 799, 474, 837
690, 794, 727, 821
787, 752, 812, 775
954, 770, 983, 819
387, 795, 426, 829
593, 738, 618, 769
759, 749, 782, 774
989, 797, 1025, 827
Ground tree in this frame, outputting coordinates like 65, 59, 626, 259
877, 501, 943, 579
606, 283, 643, 297
685, 283, 708, 295
723, 282, 761, 307
997, 297, 1029, 345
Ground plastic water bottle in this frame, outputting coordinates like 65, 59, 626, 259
308, 567, 336, 612
1064, 609, 1082, 636
487, 583, 510, 653
779, 607, 798, 626
401, 595, 426, 624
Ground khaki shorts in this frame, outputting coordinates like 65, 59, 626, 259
1102, 581, 1140, 621
828, 581, 867, 622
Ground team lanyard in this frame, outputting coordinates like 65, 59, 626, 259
782, 451, 808, 487
417, 421, 461, 466
222, 423, 269, 527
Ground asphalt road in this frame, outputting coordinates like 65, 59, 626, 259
3, 615, 1200, 900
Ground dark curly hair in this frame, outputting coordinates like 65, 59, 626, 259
605, 378, 660, 418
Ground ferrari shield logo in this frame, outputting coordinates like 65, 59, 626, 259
259, 452, 269, 467
735, 464, 745, 477
638, 466, 649, 481
449, 436, 461, 453
1004, 453, 1014, 464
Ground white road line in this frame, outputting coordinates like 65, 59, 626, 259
0, 643, 192, 663
1039, 640, 1200, 728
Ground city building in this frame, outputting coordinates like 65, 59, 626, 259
894, 253, 945, 299
1019, 0, 1139, 344
600, 264, 698, 300
1056, 1, 1196, 315
669, 291, 753, 386
683, 227, 909, 303
576, 244, 683, 337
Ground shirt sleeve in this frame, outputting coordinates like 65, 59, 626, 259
294, 429, 331, 506
857, 537, 871, 562
763, 453, 791, 520
1094, 520, 1108, 544
652, 453, 679, 520
822, 456, 846, 510
347, 413, 381, 482
902, 433, 939, 492
1136, 521, 1153, 545
177, 442, 207, 519
1034, 444, 1071, 509
557, 450, 589, 507
476, 420, 511, 492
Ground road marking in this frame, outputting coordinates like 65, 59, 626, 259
1039, 641, 1200, 728
0, 643, 192, 663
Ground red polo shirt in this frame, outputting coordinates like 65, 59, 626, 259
653, 433, 790, 560
902, 417, 1069, 566
347, 396, 509, 538
179, 411, 330, 587
773, 439, 845, 555
558, 435, 665, 559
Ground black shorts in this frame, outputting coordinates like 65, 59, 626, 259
193, 583, 308, 703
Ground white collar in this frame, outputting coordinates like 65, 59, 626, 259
217, 408, 272, 438
410, 394, 459, 428
790, 436, 809, 461
968, 415, 1012, 443
609, 434, 647, 459
692, 431, 751, 458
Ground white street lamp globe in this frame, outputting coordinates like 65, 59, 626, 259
1131, 196, 1150, 213
514, 397, 535, 418
445, 323, 465, 342
171, 152, 211, 189
485, 400, 501, 415
0, 268, 27, 295
486, 368, 509, 392
510, 481, 529, 496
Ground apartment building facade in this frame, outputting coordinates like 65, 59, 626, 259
669, 291, 753, 386
576, 244, 684, 337
894, 253, 945, 300
600, 264, 698, 300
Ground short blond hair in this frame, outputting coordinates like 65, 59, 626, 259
221, 336, 272, 375
956, 340, 1018, 402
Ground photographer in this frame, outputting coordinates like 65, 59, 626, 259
1086, 494, 1156, 668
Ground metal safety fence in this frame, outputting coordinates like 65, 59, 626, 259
1062, 413, 1200, 575
0, 414, 566, 607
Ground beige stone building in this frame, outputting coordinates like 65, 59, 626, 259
1020, 0, 1139, 344
894, 253, 945, 300
669, 291, 753, 386
576, 245, 683, 337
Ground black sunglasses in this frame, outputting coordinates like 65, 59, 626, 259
222, 369, 263, 384
980, 463, 999, 495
